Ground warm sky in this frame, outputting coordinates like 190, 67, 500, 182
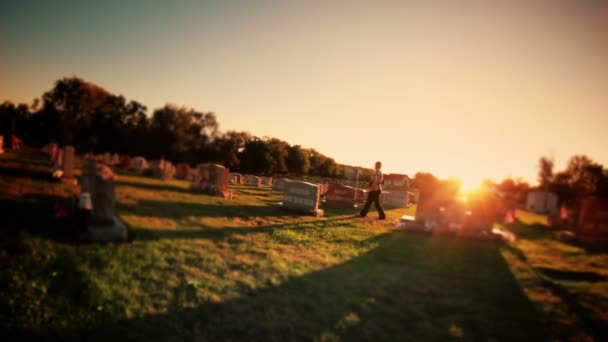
1, 0, 607, 189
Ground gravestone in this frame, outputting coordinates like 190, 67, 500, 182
320, 182, 329, 197
381, 191, 410, 208
49, 143, 59, 161
229, 173, 243, 184
121, 155, 132, 169
82, 159, 127, 242
272, 178, 291, 191
103, 152, 111, 165
62, 145, 76, 181
193, 163, 230, 196
175, 163, 192, 180
526, 191, 558, 214
415, 188, 446, 224
383, 174, 410, 191
163, 161, 176, 179
261, 176, 273, 186
325, 183, 357, 209
111, 153, 120, 166
245, 175, 262, 187
0, 136, 3, 154
382, 173, 410, 208
562, 197, 608, 245
130, 156, 148, 173
282, 181, 323, 216
460, 197, 498, 237
151, 160, 163, 178
354, 188, 367, 203
55, 148, 64, 167
151, 159, 175, 180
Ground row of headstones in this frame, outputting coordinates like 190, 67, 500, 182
228, 173, 273, 187
225, 172, 413, 216
0, 135, 24, 155
75, 153, 184, 181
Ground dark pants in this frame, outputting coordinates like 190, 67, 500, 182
360, 190, 385, 219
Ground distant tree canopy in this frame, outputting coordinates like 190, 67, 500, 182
0, 76, 350, 178
548, 155, 608, 204
537, 156, 554, 190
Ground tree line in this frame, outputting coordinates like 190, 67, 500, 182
0, 77, 350, 178
2, 76, 606, 204
536, 155, 608, 204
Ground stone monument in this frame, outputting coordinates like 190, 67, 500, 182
193, 163, 230, 197
245, 175, 262, 187
281, 181, 323, 216
325, 183, 357, 209
82, 159, 127, 242
272, 178, 291, 191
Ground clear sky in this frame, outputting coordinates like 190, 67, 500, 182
2, 0, 607, 189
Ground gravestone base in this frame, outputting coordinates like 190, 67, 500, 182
61, 176, 78, 186
394, 215, 428, 233
280, 205, 324, 217
87, 217, 128, 243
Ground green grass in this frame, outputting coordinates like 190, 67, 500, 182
1, 148, 606, 341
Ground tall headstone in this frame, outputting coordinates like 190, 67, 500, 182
55, 148, 64, 167
49, 143, 58, 161
0, 136, 4, 154
92, 164, 116, 224
415, 188, 443, 224
282, 181, 323, 216
62, 145, 75, 180
82, 159, 127, 242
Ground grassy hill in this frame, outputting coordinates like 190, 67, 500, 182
1, 148, 606, 341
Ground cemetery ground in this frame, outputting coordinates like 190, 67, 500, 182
1, 149, 607, 341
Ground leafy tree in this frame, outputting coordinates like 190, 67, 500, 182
286, 145, 310, 174
240, 137, 273, 175
266, 138, 289, 174
537, 156, 554, 190
497, 177, 530, 204
319, 157, 338, 178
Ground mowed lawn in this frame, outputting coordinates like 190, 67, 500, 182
1, 149, 606, 341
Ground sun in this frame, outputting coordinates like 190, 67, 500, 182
458, 176, 482, 194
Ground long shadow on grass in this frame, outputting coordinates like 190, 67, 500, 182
0, 159, 54, 183
0, 194, 77, 245
116, 180, 194, 194
131, 216, 361, 242
24, 233, 548, 341
119, 198, 312, 220
504, 220, 555, 241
